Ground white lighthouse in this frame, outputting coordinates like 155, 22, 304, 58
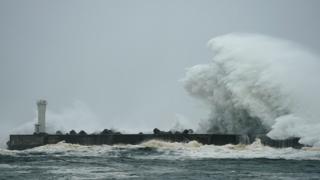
35, 100, 47, 134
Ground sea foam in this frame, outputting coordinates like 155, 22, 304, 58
1, 140, 320, 160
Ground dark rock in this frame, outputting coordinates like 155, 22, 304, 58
69, 130, 77, 135
153, 128, 160, 134
79, 130, 87, 135
101, 129, 112, 135
100, 129, 121, 135
153, 128, 174, 134
182, 129, 194, 134
183, 129, 189, 134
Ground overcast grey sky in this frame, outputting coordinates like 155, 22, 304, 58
1, 0, 320, 137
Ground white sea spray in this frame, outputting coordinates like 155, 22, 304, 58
183, 33, 320, 146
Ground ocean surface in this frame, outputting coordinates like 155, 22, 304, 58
1, 140, 320, 180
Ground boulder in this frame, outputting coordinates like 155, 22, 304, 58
79, 130, 87, 135
183, 129, 194, 134
101, 129, 112, 134
55, 131, 63, 135
69, 130, 77, 135
153, 128, 160, 134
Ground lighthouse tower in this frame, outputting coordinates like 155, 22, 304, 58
35, 100, 47, 134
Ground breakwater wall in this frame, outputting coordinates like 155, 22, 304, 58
8, 134, 238, 150
7, 134, 304, 150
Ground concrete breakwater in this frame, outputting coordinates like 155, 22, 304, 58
7, 133, 303, 150
7, 101, 304, 150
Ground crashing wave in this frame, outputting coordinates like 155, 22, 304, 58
183, 33, 320, 146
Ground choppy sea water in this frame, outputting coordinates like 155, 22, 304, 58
1, 140, 320, 180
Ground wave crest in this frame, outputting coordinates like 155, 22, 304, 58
183, 33, 320, 146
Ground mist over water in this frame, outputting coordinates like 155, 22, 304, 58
183, 33, 320, 146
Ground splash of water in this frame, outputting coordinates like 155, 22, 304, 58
1, 140, 320, 160
183, 33, 320, 146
